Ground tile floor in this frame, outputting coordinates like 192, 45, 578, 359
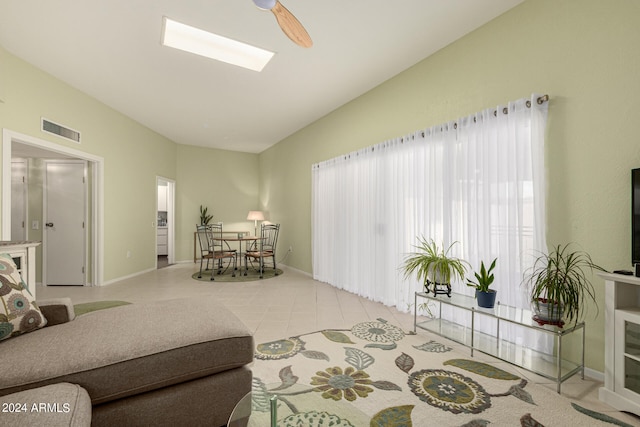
37, 262, 640, 426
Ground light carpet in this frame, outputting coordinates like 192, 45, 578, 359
251, 318, 632, 426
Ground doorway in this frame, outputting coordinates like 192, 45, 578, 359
2, 129, 104, 286
156, 177, 175, 268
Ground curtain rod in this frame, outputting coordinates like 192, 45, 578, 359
528, 94, 549, 107
314, 94, 550, 165
417, 95, 550, 136
494, 94, 549, 116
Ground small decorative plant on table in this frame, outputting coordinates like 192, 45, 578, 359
466, 258, 498, 308
401, 237, 468, 297
523, 243, 607, 327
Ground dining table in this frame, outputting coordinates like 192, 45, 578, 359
215, 234, 262, 276
193, 230, 248, 263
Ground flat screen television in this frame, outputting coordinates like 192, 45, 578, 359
633, 168, 640, 265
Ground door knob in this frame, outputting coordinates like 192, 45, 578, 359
45, 222, 54, 227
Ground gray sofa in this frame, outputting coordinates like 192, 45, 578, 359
0, 297, 254, 426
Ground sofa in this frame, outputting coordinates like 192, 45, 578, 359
0, 296, 254, 427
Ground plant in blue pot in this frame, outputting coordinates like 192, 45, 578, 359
466, 258, 498, 308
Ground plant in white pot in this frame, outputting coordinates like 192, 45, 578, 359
523, 244, 607, 326
466, 258, 498, 308
401, 238, 468, 297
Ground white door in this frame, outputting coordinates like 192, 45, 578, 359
11, 159, 27, 241
44, 161, 87, 286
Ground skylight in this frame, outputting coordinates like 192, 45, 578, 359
161, 17, 275, 72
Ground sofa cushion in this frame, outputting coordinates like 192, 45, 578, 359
0, 253, 47, 341
0, 297, 254, 404
38, 298, 76, 326
0, 382, 91, 427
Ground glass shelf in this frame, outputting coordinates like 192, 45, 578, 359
416, 292, 583, 334
414, 291, 585, 393
624, 316, 640, 357
622, 313, 640, 394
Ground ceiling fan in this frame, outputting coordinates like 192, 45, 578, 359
252, 0, 313, 48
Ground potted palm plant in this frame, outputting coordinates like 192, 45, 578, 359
466, 258, 498, 308
402, 238, 468, 297
199, 205, 213, 226
523, 244, 607, 326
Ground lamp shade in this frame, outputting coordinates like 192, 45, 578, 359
247, 211, 265, 221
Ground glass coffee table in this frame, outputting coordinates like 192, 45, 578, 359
228, 383, 371, 427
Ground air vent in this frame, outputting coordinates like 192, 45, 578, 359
41, 118, 81, 143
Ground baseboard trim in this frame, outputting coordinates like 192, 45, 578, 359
101, 267, 156, 286
584, 366, 604, 382
276, 263, 311, 277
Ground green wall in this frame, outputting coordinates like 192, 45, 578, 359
176, 144, 259, 261
0, 46, 259, 282
258, 0, 640, 372
0, 47, 175, 281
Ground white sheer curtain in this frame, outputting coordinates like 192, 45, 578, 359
312, 94, 548, 314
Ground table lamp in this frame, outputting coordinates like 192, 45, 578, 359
247, 211, 264, 236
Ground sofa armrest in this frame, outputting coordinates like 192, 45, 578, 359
36, 298, 76, 326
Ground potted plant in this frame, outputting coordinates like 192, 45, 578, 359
199, 205, 213, 226
402, 237, 468, 297
466, 258, 498, 308
523, 243, 607, 326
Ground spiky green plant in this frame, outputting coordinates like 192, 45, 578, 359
402, 238, 468, 288
466, 258, 497, 293
523, 244, 607, 324
199, 205, 213, 226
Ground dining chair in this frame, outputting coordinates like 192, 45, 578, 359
196, 224, 237, 280
245, 223, 280, 278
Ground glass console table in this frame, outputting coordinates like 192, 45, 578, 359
227, 383, 370, 426
414, 291, 585, 393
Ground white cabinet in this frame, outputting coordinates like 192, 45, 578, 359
599, 272, 640, 416
157, 227, 168, 256
0, 241, 40, 298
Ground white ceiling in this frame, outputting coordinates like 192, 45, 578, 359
0, 0, 523, 154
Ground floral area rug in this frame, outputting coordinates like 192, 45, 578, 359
250, 319, 633, 427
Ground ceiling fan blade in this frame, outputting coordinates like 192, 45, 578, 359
254, 0, 312, 48
271, 1, 312, 48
